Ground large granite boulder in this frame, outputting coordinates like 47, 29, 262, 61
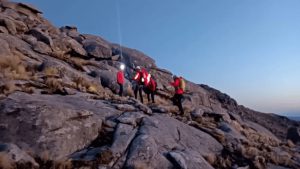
82, 34, 112, 59
0, 92, 121, 160
123, 114, 223, 168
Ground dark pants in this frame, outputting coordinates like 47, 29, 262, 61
173, 94, 184, 115
134, 84, 144, 103
144, 88, 155, 103
118, 83, 123, 96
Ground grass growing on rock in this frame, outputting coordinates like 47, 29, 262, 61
0, 55, 29, 80
73, 75, 103, 95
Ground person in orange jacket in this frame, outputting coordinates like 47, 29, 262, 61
144, 75, 157, 103
117, 63, 125, 96
170, 75, 184, 115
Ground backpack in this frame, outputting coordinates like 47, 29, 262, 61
179, 77, 186, 91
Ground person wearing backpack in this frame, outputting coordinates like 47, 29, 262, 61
117, 63, 125, 96
144, 75, 157, 103
170, 75, 185, 115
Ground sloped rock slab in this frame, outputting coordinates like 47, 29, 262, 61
123, 114, 223, 168
0, 92, 121, 160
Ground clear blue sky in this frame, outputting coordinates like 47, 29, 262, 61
17, 0, 300, 116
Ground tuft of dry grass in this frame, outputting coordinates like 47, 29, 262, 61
73, 76, 102, 94
0, 152, 13, 169
43, 77, 69, 95
53, 160, 72, 169
44, 67, 59, 77
68, 57, 88, 71
203, 153, 217, 165
0, 55, 29, 80
243, 146, 260, 159
50, 51, 70, 61
45, 78, 63, 92
269, 151, 292, 166
0, 81, 18, 95
21, 86, 34, 94
87, 85, 98, 94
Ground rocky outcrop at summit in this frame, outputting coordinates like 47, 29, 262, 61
0, 1, 300, 169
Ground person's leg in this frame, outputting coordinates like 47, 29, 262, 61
134, 84, 138, 99
139, 85, 144, 103
172, 94, 177, 105
151, 91, 155, 103
178, 94, 184, 115
144, 88, 150, 102
147, 93, 150, 103
119, 83, 123, 96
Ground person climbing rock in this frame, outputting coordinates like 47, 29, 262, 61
117, 63, 125, 96
170, 75, 185, 115
144, 75, 157, 103
133, 66, 148, 103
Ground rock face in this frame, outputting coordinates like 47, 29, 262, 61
0, 1, 300, 169
0, 92, 114, 159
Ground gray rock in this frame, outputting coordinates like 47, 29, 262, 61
0, 143, 39, 167
18, 2, 42, 14
0, 37, 11, 57
125, 134, 158, 169
287, 127, 300, 144
11, 18, 28, 33
191, 108, 205, 118
60, 26, 82, 41
66, 37, 87, 56
110, 123, 137, 156
28, 28, 53, 46
0, 33, 40, 60
115, 104, 136, 112
117, 112, 146, 126
3, 8, 20, 20
121, 114, 222, 168
152, 115, 222, 154
103, 120, 117, 128
134, 101, 153, 115
168, 151, 187, 169
0, 25, 8, 33
22, 34, 37, 46
70, 146, 113, 166
111, 44, 156, 69
243, 120, 280, 142
32, 41, 52, 54
150, 105, 178, 114
168, 150, 214, 169
0, 92, 122, 160
267, 164, 292, 169
82, 35, 112, 59
0, 17, 17, 34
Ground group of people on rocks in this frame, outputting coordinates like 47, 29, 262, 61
116, 63, 185, 115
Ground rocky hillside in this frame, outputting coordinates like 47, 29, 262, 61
0, 1, 299, 169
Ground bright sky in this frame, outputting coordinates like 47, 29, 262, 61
17, 0, 300, 116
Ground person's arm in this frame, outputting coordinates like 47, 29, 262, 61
170, 79, 179, 87
121, 72, 125, 83
133, 72, 140, 80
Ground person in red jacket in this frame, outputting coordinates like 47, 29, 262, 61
170, 75, 184, 115
144, 75, 157, 103
133, 66, 146, 103
117, 63, 125, 96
